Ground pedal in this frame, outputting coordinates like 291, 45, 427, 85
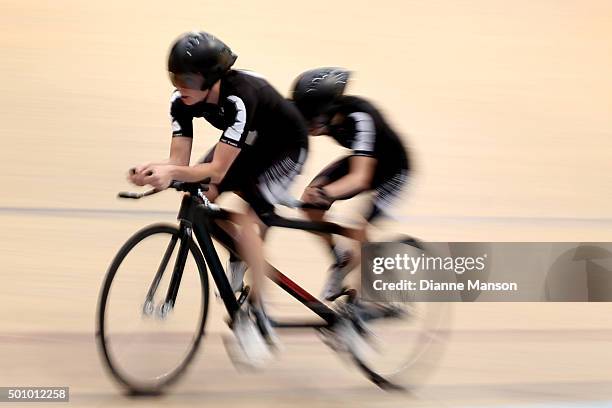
223, 287, 252, 331
325, 286, 352, 302
215, 285, 248, 303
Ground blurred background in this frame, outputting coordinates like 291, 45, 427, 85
1, 0, 612, 406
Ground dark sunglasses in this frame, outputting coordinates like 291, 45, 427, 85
169, 72, 205, 90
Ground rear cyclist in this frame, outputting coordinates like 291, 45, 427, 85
129, 31, 308, 365
291, 67, 411, 300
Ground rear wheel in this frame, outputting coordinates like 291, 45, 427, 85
347, 237, 452, 390
96, 223, 209, 394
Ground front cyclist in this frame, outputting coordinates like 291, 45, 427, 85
129, 32, 308, 366
291, 67, 411, 301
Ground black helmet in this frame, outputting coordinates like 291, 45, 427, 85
291, 67, 350, 121
168, 31, 237, 90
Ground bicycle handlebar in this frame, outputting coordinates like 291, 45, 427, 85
119, 176, 212, 200
118, 177, 332, 210
117, 189, 160, 199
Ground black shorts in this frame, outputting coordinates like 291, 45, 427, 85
200, 145, 307, 217
309, 155, 409, 222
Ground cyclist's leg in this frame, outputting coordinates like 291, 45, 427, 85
198, 145, 244, 255
325, 168, 409, 300
225, 219, 271, 367
203, 141, 307, 364
363, 168, 409, 225
199, 145, 274, 260
354, 168, 410, 270
200, 142, 309, 292
227, 208, 266, 299
229, 145, 306, 347
215, 143, 308, 265
301, 156, 369, 299
196, 145, 262, 295
241, 145, 307, 281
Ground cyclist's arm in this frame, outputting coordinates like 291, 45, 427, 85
321, 155, 376, 199
172, 90, 256, 184
170, 91, 256, 184
167, 93, 194, 166
167, 136, 192, 166
322, 111, 377, 199
170, 142, 240, 184
130, 130, 193, 187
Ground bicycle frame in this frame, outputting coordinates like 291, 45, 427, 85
104, 181, 425, 393
172, 193, 351, 329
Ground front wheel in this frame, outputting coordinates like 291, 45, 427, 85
96, 223, 209, 394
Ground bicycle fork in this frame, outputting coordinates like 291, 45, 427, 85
142, 222, 192, 319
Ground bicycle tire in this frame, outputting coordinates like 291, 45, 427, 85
96, 223, 209, 395
348, 236, 451, 390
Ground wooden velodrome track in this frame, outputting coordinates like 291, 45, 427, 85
1, 0, 612, 406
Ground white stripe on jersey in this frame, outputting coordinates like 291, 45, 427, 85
170, 90, 182, 132
348, 112, 375, 153
172, 120, 181, 132
170, 90, 182, 102
257, 148, 307, 208
373, 170, 408, 216
224, 95, 247, 142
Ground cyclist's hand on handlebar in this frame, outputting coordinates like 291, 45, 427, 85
141, 164, 174, 190
127, 164, 151, 187
301, 186, 333, 210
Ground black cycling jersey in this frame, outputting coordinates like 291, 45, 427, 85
306, 95, 411, 221
170, 69, 308, 155
169, 69, 309, 217
326, 95, 409, 172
